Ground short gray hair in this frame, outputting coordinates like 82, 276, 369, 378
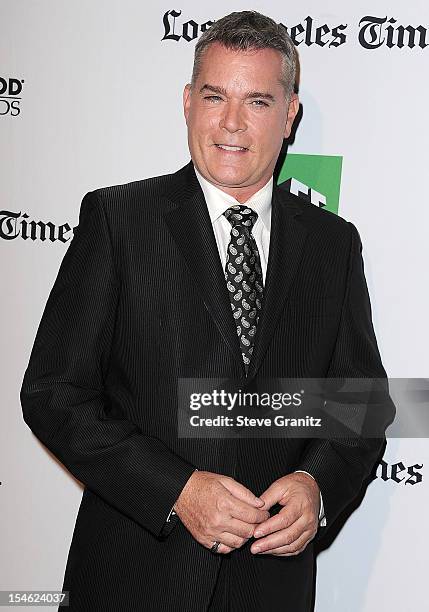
191, 10, 297, 100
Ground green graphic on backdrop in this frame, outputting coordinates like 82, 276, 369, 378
277, 154, 343, 214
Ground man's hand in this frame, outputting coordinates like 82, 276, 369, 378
250, 472, 320, 557
174, 470, 270, 554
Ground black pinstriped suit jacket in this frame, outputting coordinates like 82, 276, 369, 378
20, 160, 391, 611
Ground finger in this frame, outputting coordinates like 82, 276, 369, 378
225, 518, 257, 539
228, 497, 270, 524
217, 531, 248, 551
250, 518, 307, 554
253, 505, 301, 538
256, 530, 314, 556
221, 477, 264, 507
216, 542, 234, 555
258, 480, 286, 510
205, 537, 234, 555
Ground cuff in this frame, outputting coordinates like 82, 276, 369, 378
160, 468, 199, 538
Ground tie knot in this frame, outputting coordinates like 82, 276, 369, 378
223, 205, 258, 230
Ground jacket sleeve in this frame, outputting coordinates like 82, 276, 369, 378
296, 221, 395, 535
20, 190, 196, 539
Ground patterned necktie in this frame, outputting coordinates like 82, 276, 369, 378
223, 205, 264, 370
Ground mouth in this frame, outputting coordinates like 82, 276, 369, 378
215, 144, 249, 152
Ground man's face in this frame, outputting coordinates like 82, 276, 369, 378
183, 41, 299, 202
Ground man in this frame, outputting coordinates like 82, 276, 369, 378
20, 10, 391, 612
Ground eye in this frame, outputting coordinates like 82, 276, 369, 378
203, 95, 223, 103
251, 99, 269, 107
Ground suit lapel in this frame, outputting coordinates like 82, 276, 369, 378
163, 162, 309, 380
163, 162, 245, 372
246, 182, 308, 381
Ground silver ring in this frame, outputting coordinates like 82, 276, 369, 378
210, 541, 221, 554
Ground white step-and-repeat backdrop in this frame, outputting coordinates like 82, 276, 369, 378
1, 1, 428, 610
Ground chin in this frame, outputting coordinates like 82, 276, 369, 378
207, 169, 249, 188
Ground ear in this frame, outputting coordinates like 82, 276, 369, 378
183, 83, 192, 124
284, 93, 299, 139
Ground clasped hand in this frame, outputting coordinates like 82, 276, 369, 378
174, 470, 320, 557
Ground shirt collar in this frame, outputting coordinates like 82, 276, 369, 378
193, 164, 272, 232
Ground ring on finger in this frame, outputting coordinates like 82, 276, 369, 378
210, 541, 221, 554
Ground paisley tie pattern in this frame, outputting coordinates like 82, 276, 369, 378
223, 205, 264, 370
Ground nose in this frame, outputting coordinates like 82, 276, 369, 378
219, 101, 246, 133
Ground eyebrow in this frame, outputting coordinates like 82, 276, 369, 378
199, 83, 275, 102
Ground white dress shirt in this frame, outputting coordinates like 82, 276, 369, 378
165, 167, 326, 528
194, 165, 272, 284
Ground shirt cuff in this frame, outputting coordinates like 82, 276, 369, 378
294, 470, 326, 527
166, 505, 177, 522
